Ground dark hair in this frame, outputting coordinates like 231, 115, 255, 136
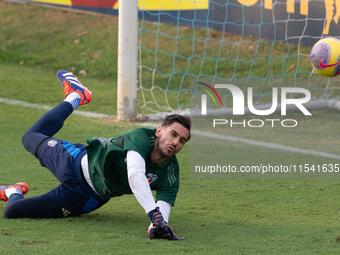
161, 114, 191, 140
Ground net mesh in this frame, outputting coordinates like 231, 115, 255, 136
137, 0, 340, 118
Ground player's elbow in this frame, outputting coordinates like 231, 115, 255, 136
127, 163, 146, 180
127, 170, 145, 186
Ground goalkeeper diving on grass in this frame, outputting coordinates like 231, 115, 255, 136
0, 71, 191, 241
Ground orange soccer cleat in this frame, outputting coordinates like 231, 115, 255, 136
56, 70, 92, 106
0, 182, 29, 203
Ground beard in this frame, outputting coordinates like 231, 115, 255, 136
154, 138, 173, 160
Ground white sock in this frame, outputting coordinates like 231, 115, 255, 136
4, 188, 22, 199
64, 92, 81, 110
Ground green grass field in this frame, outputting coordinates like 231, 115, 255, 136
1, 2, 340, 254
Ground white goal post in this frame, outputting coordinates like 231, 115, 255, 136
117, 0, 138, 121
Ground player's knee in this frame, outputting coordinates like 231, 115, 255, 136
22, 130, 29, 149
21, 129, 48, 158
3, 204, 20, 219
22, 131, 36, 157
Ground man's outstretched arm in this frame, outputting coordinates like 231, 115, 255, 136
126, 150, 182, 240
126, 150, 156, 213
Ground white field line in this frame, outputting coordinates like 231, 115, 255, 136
139, 124, 340, 160
1, 97, 338, 160
192, 130, 340, 160
0, 97, 112, 118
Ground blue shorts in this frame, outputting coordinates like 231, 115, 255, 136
37, 138, 108, 217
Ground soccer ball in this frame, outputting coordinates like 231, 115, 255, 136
310, 37, 340, 77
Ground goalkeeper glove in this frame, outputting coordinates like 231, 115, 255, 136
148, 207, 184, 241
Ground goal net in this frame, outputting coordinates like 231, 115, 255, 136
137, 0, 340, 121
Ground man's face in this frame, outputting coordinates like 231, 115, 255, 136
155, 122, 190, 158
